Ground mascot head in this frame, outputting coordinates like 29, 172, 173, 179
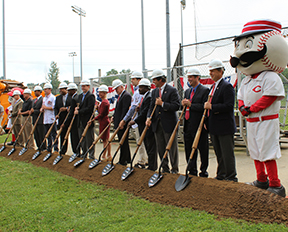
230, 19, 288, 75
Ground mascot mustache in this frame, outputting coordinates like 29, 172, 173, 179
230, 44, 267, 68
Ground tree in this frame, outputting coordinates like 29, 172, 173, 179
46, 61, 60, 95
63, 80, 70, 85
101, 68, 131, 86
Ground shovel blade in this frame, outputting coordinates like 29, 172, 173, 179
121, 167, 134, 181
69, 153, 77, 163
175, 175, 191, 192
0, 145, 6, 153
7, 147, 15, 156
53, 155, 63, 165
74, 159, 85, 167
148, 173, 163, 188
89, 159, 101, 169
32, 151, 41, 160
102, 163, 114, 176
19, 147, 27, 156
43, 153, 52, 162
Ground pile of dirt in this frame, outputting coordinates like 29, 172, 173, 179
1, 146, 288, 225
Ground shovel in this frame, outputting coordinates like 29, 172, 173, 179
69, 106, 97, 163
0, 113, 20, 153
148, 106, 186, 188
43, 107, 71, 162
19, 111, 42, 156
32, 110, 62, 160
74, 121, 112, 167
8, 112, 31, 156
121, 104, 157, 180
53, 104, 79, 165
175, 97, 210, 191
101, 110, 138, 176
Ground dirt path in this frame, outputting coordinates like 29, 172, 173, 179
1, 146, 288, 225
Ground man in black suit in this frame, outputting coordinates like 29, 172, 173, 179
128, 78, 157, 171
64, 83, 79, 154
74, 80, 95, 159
204, 59, 237, 182
111, 79, 132, 165
54, 82, 72, 154
30, 86, 45, 150
182, 67, 210, 177
146, 69, 180, 174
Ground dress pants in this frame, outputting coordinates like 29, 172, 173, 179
138, 125, 157, 171
44, 124, 58, 152
59, 125, 68, 154
70, 121, 80, 154
131, 127, 147, 165
34, 123, 46, 150
117, 125, 131, 165
13, 124, 24, 146
78, 123, 94, 159
184, 128, 209, 177
22, 116, 35, 149
154, 120, 179, 173
210, 134, 237, 181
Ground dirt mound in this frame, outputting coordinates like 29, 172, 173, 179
1, 146, 288, 225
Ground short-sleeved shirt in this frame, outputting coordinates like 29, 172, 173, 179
43, 93, 56, 124
21, 98, 33, 116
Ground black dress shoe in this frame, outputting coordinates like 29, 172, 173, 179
7, 141, 14, 145
171, 170, 178, 174
246, 180, 269, 190
199, 172, 208, 178
134, 163, 145, 169
214, 176, 224, 180
267, 185, 286, 197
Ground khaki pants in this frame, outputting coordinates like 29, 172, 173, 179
22, 116, 35, 149
13, 124, 24, 146
131, 127, 147, 165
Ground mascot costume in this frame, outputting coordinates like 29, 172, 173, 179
230, 19, 288, 197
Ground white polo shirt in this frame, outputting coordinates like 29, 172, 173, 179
43, 93, 56, 124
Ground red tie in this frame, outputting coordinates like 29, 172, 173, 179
159, 88, 162, 98
208, 84, 215, 117
139, 97, 144, 107
185, 88, 195, 120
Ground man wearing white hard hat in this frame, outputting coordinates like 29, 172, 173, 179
31, 85, 46, 150
204, 59, 237, 182
41, 83, 58, 154
182, 67, 210, 177
146, 69, 180, 174
64, 83, 79, 154
19, 88, 34, 148
11, 90, 24, 146
111, 78, 132, 165
74, 80, 95, 159
129, 78, 157, 170
54, 82, 72, 155
119, 71, 148, 168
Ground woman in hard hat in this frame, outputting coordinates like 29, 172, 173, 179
89, 84, 111, 161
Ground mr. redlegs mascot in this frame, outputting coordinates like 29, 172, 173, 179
230, 19, 288, 197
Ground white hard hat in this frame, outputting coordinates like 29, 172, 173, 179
112, 79, 123, 90
151, 69, 165, 79
80, 79, 90, 86
130, 71, 144, 79
138, 78, 151, 87
187, 67, 201, 76
43, 83, 52, 89
67, 83, 78, 90
12, 90, 21, 96
208, 59, 225, 71
34, 85, 42, 91
98, 84, 108, 92
23, 89, 32, 94
58, 82, 68, 89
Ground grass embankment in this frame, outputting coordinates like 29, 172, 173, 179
0, 157, 287, 231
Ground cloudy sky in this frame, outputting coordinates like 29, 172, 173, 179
1, 0, 288, 85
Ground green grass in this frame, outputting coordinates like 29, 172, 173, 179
0, 158, 287, 231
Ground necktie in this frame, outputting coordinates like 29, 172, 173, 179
139, 97, 144, 107
208, 84, 216, 117
34, 98, 37, 104
159, 88, 162, 98
185, 88, 195, 120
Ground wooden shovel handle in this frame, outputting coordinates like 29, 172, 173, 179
1, 116, 8, 129
15, 112, 32, 141
24, 111, 42, 147
6, 113, 20, 136
88, 121, 112, 150
52, 106, 71, 145
79, 106, 97, 143
44, 110, 62, 139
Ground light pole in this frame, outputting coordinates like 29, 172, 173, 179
2, 0, 6, 79
180, 0, 186, 74
166, 0, 171, 82
141, 0, 147, 78
68, 52, 77, 79
71, 5, 86, 81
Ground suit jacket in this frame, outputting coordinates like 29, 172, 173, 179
113, 90, 132, 129
147, 84, 180, 134
54, 94, 72, 129
184, 84, 209, 133
134, 91, 151, 133
32, 96, 43, 124
11, 99, 23, 125
78, 91, 95, 128
208, 78, 236, 135
64, 93, 79, 127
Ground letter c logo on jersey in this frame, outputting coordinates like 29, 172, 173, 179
252, 85, 261, 93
